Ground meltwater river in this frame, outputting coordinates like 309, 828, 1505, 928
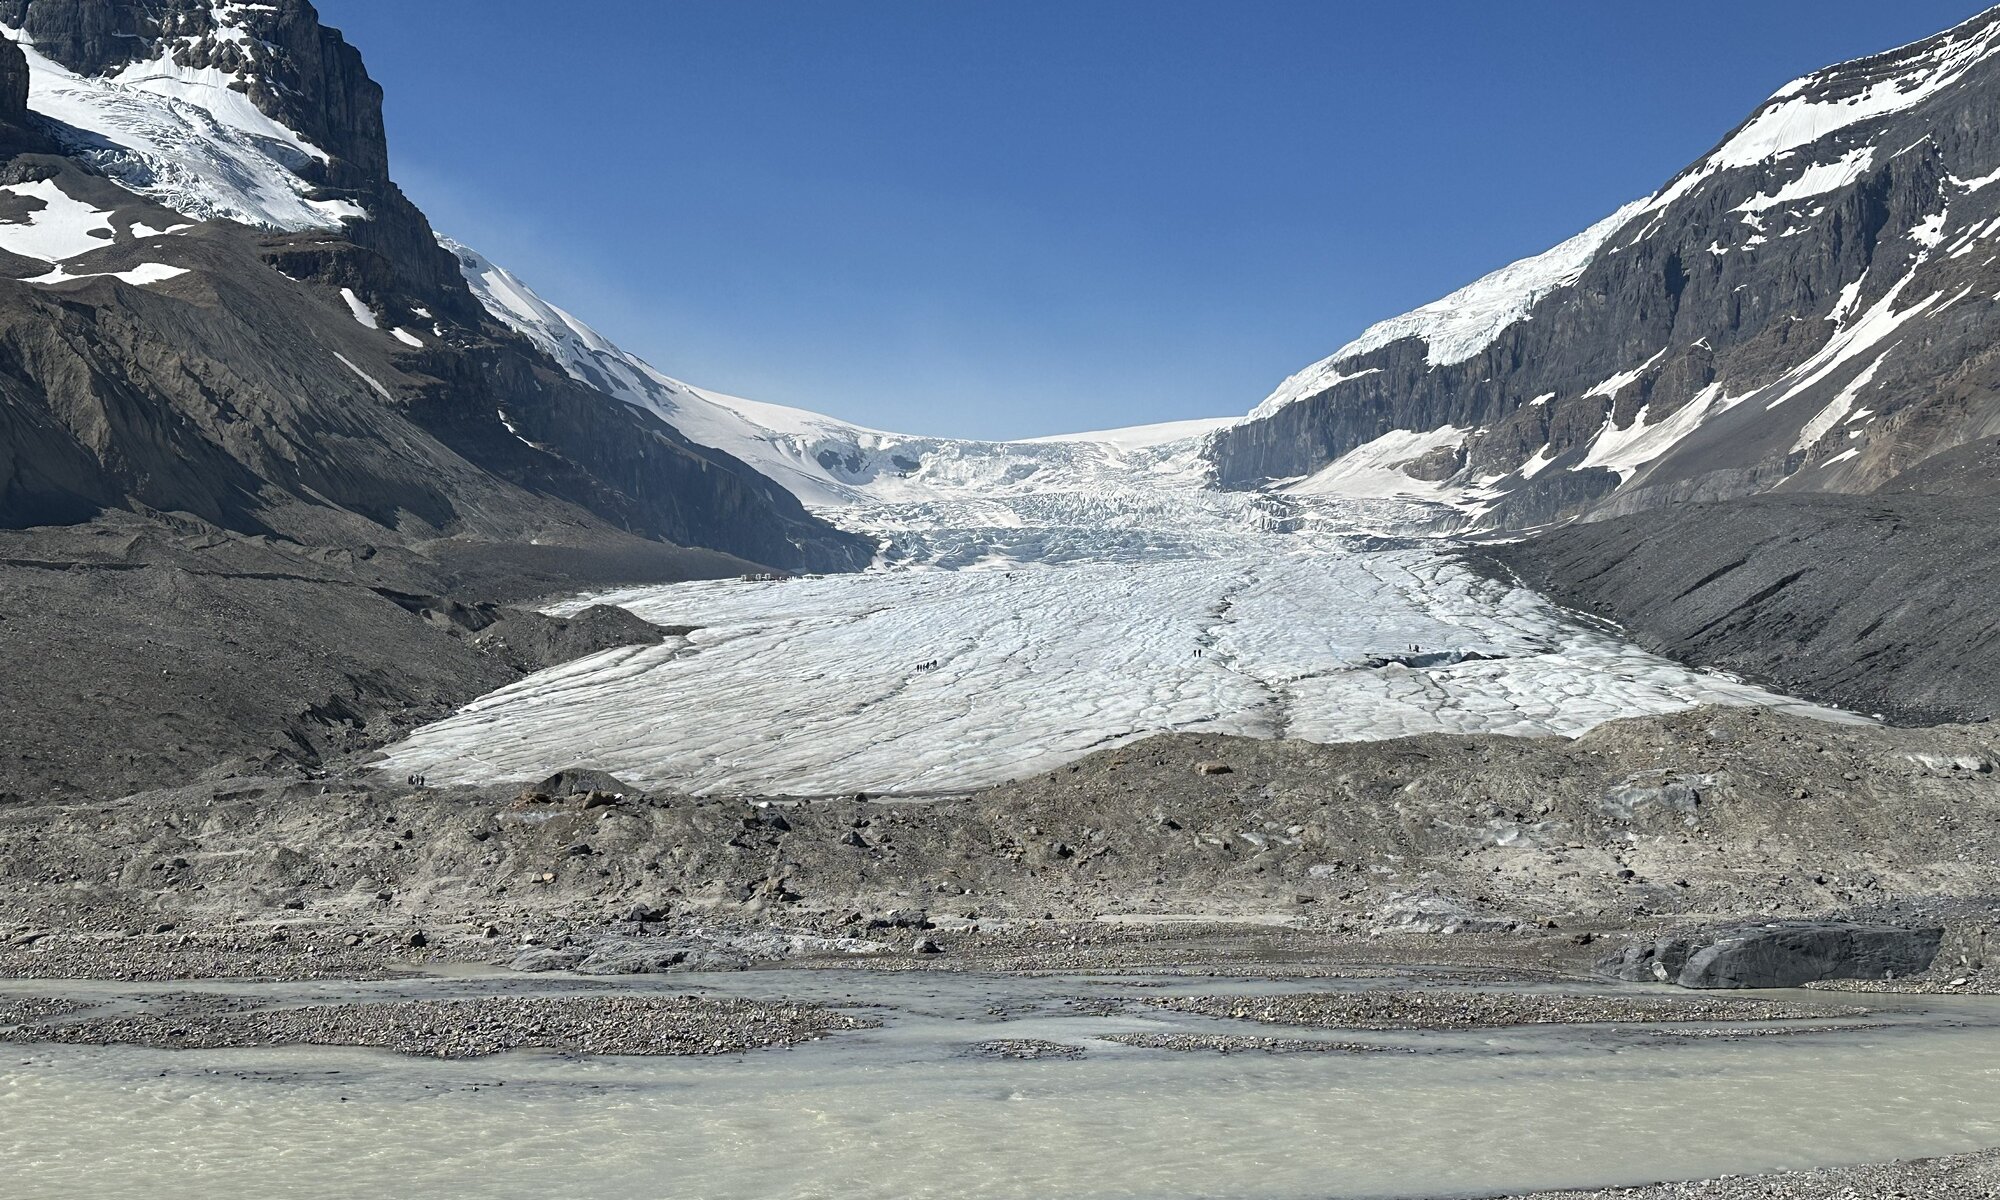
5, 970, 1999, 1200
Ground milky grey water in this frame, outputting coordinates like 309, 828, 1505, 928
4, 971, 1999, 1199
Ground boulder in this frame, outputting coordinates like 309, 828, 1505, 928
534, 767, 637, 798
509, 940, 728, 975
508, 946, 586, 973
1603, 921, 1943, 989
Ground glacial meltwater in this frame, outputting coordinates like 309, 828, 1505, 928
5, 970, 2000, 1199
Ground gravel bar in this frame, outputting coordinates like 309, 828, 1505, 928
1493, 1147, 2000, 1198
1155, 990, 1866, 1031
2, 994, 874, 1058
1102, 1031, 1387, 1054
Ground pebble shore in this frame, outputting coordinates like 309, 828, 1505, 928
1, 993, 874, 1058
1102, 1031, 1385, 1054
1154, 990, 1866, 1030
1497, 1148, 2000, 1198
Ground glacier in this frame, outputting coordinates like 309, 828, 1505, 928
376, 289, 1858, 795
0, 18, 1866, 800
381, 536, 1856, 797
376, 231, 1864, 798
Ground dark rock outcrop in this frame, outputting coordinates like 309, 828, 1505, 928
0, 189, 869, 572
1603, 921, 1944, 989
1491, 488, 2000, 725
0, 33, 26, 126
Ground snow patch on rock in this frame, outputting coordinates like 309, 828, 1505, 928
0, 178, 114, 261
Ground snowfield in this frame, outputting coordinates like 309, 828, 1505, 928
381, 423, 1856, 795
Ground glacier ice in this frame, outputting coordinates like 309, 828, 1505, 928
394, 217, 1868, 799
380, 437, 1858, 797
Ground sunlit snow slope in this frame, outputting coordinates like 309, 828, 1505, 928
0, 14, 364, 283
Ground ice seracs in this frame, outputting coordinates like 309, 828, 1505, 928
444, 234, 1235, 517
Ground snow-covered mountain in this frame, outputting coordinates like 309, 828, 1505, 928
0, 1, 868, 572
443, 235, 1295, 565
0, 0, 1257, 574
448, 236, 1229, 512
1214, 4, 2000, 531
17, 0, 2000, 569
446, 1, 2000, 546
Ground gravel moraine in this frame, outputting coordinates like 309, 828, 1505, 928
1805, 968, 1999, 996
1101, 1031, 1388, 1054
0, 934, 432, 982
1645, 1023, 1892, 1040
0, 994, 874, 1058
1154, 990, 1867, 1031
1497, 1147, 2000, 1198
0, 996, 87, 1025
967, 1038, 1087, 1060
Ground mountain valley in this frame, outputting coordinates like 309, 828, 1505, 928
1, 4, 1999, 1198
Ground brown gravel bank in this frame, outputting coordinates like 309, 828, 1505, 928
1154, 990, 1864, 1031
1492, 1147, 2000, 1199
1, 993, 872, 1058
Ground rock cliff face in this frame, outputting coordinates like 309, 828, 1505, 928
0, 30, 25, 125
1212, 6, 2000, 532
0, 0, 870, 573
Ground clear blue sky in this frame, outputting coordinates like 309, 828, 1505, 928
315, 0, 1988, 440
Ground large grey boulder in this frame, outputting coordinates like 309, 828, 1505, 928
532, 767, 641, 799
1603, 921, 1943, 990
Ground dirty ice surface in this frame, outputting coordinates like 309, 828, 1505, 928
382, 429, 1854, 797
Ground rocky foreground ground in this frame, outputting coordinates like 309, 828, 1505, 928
2, 703, 1993, 985
0, 992, 867, 1058
3, 702, 1997, 1198
1500, 1150, 2000, 1199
